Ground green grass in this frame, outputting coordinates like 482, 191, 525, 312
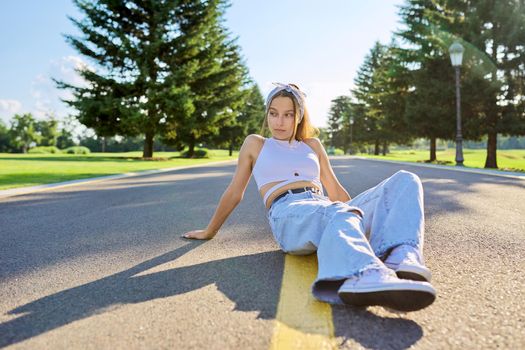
355, 149, 525, 172
0, 150, 238, 190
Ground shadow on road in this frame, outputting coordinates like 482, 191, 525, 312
1, 240, 422, 349
332, 305, 423, 349
0, 166, 238, 280
0, 241, 280, 347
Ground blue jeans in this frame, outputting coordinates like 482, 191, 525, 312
266, 170, 425, 304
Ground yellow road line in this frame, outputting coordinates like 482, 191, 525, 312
270, 254, 338, 350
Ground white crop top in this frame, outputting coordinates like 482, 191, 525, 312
252, 137, 324, 205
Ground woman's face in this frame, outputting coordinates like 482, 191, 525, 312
267, 96, 296, 140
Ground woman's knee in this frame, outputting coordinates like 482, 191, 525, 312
391, 170, 421, 186
385, 170, 423, 199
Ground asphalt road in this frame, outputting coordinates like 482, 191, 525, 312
0, 158, 524, 349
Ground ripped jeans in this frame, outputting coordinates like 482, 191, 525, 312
266, 170, 425, 305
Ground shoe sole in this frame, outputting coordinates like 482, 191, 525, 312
338, 286, 436, 312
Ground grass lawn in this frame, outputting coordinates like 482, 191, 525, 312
0, 150, 238, 190
355, 148, 525, 172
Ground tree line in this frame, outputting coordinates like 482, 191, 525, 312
327, 0, 525, 168
0, 114, 75, 153
0, 80, 264, 155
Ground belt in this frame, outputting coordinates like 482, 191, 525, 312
270, 186, 321, 208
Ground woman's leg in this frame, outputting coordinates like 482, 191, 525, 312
268, 173, 435, 309
268, 191, 386, 304
312, 203, 388, 304
347, 170, 426, 260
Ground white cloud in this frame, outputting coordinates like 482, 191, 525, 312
29, 55, 90, 120
0, 99, 22, 114
49, 55, 92, 88
0, 99, 23, 124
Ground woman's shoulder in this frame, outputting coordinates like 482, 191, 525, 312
244, 134, 266, 147
302, 137, 325, 158
242, 134, 266, 159
302, 137, 323, 149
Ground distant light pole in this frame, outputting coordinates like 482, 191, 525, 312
349, 117, 354, 154
449, 41, 465, 166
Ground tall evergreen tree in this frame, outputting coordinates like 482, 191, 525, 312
351, 42, 388, 155
327, 96, 352, 152
396, 0, 461, 161
58, 0, 247, 158
210, 83, 264, 156
164, 4, 249, 157
372, 42, 413, 155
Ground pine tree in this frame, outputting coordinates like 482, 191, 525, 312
395, 0, 461, 161
210, 83, 264, 156
327, 96, 352, 152
166, 2, 249, 157
58, 0, 247, 158
371, 42, 413, 155
351, 42, 388, 155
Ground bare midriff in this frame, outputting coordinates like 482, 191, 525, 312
261, 180, 322, 209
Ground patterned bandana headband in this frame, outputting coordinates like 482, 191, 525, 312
265, 82, 307, 123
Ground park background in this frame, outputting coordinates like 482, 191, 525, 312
1, 0, 524, 191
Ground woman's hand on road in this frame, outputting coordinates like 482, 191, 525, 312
181, 229, 216, 240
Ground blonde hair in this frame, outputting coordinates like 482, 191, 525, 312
259, 84, 319, 142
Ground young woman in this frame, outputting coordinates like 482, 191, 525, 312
182, 83, 436, 312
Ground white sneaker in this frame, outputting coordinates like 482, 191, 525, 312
384, 244, 432, 282
338, 268, 436, 312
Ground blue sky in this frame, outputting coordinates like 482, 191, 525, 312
0, 0, 405, 134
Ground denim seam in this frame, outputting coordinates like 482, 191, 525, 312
383, 187, 390, 212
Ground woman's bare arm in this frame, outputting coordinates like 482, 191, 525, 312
182, 135, 258, 240
305, 138, 351, 202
